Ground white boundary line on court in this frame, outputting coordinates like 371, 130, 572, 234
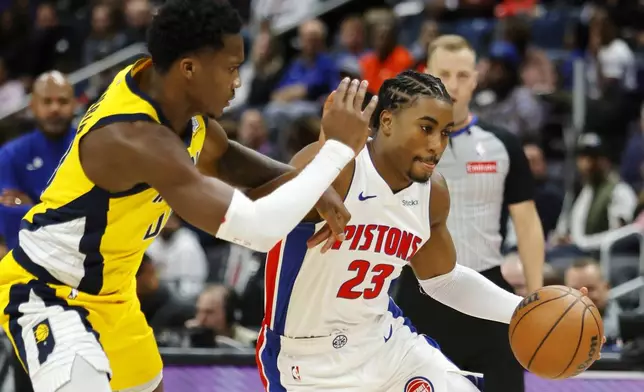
572, 371, 644, 380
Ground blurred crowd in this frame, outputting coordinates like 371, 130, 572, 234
1, 0, 644, 364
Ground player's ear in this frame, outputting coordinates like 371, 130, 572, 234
380, 110, 393, 136
179, 58, 196, 79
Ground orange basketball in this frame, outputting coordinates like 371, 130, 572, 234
509, 285, 604, 379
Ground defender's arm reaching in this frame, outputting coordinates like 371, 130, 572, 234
80, 78, 377, 253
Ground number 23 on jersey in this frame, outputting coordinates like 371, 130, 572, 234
337, 260, 395, 300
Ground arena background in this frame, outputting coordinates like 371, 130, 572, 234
0, 0, 643, 391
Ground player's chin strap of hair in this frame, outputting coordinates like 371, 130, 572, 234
215, 140, 355, 253
418, 264, 524, 324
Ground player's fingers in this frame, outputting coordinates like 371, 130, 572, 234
354, 80, 368, 112
579, 287, 589, 296
361, 95, 379, 123
344, 79, 360, 110
326, 212, 347, 243
306, 225, 332, 248
320, 236, 336, 254
334, 78, 350, 108
323, 91, 336, 116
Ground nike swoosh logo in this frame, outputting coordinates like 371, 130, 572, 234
384, 325, 393, 343
358, 192, 377, 201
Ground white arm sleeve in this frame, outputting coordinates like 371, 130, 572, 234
418, 264, 524, 324
215, 140, 354, 252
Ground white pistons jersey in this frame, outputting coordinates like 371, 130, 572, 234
263, 145, 432, 339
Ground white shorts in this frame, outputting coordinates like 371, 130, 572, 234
257, 299, 483, 391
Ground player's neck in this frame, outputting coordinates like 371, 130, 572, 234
368, 141, 412, 192
143, 68, 196, 132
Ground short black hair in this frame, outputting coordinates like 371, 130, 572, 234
371, 70, 452, 131
146, 0, 242, 73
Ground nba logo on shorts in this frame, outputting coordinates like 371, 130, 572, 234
291, 366, 301, 381
404, 377, 434, 392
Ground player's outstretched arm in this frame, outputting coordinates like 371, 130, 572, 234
80, 79, 373, 253
408, 172, 523, 324
80, 120, 355, 252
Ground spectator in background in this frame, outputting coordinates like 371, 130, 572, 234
0, 5, 31, 77
620, 102, 644, 192
0, 71, 75, 250
123, 0, 153, 44
146, 214, 208, 300
564, 258, 622, 343
586, 8, 637, 101
185, 284, 258, 348
237, 109, 276, 159
409, 19, 439, 71
265, 19, 337, 151
554, 133, 638, 254
472, 40, 545, 139
502, 252, 564, 297
242, 26, 286, 108
360, 11, 413, 94
335, 15, 366, 64
136, 253, 195, 335
523, 141, 564, 238
269, 19, 337, 104
0, 55, 26, 118
28, 2, 81, 77
83, 3, 128, 65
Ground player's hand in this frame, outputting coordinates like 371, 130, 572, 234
0, 189, 33, 207
321, 78, 378, 155
309, 187, 351, 252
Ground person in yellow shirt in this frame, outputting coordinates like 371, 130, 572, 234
0, 0, 378, 391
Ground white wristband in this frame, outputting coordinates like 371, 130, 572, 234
319, 139, 356, 170
216, 140, 356, 252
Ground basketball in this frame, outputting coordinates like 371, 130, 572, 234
509, 285, 604, 379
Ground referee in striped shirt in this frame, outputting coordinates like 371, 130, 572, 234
396, 35, 545, 392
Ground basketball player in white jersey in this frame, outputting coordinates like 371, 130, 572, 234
249, 70, 534, 392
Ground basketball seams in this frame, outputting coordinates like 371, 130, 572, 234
584, 303, 604, 368
509, 290, 572, 341
585, 304, 602, 337
526, 297, 581, 370
555, 304, 587, 378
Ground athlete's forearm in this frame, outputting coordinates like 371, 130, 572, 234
216, 140, 354, 252
512, 205, 545, 294
418, 264, 523, 324
216, 141, 293, 189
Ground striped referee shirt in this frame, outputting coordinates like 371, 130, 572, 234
436, 117, 535, 272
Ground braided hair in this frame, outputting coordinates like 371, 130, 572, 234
371, 70, 452, 131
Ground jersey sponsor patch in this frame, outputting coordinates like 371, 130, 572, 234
404, 376, 434, 392
466, 161, 497, 173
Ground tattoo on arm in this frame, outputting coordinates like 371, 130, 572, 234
216, 141, 293, 188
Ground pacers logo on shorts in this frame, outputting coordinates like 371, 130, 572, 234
34, 323, 49, 343
404, 376, 434, 392
33, 320, 56, 365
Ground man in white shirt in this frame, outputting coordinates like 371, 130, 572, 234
554, 133, 638, 252
146, 214, 208, 299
